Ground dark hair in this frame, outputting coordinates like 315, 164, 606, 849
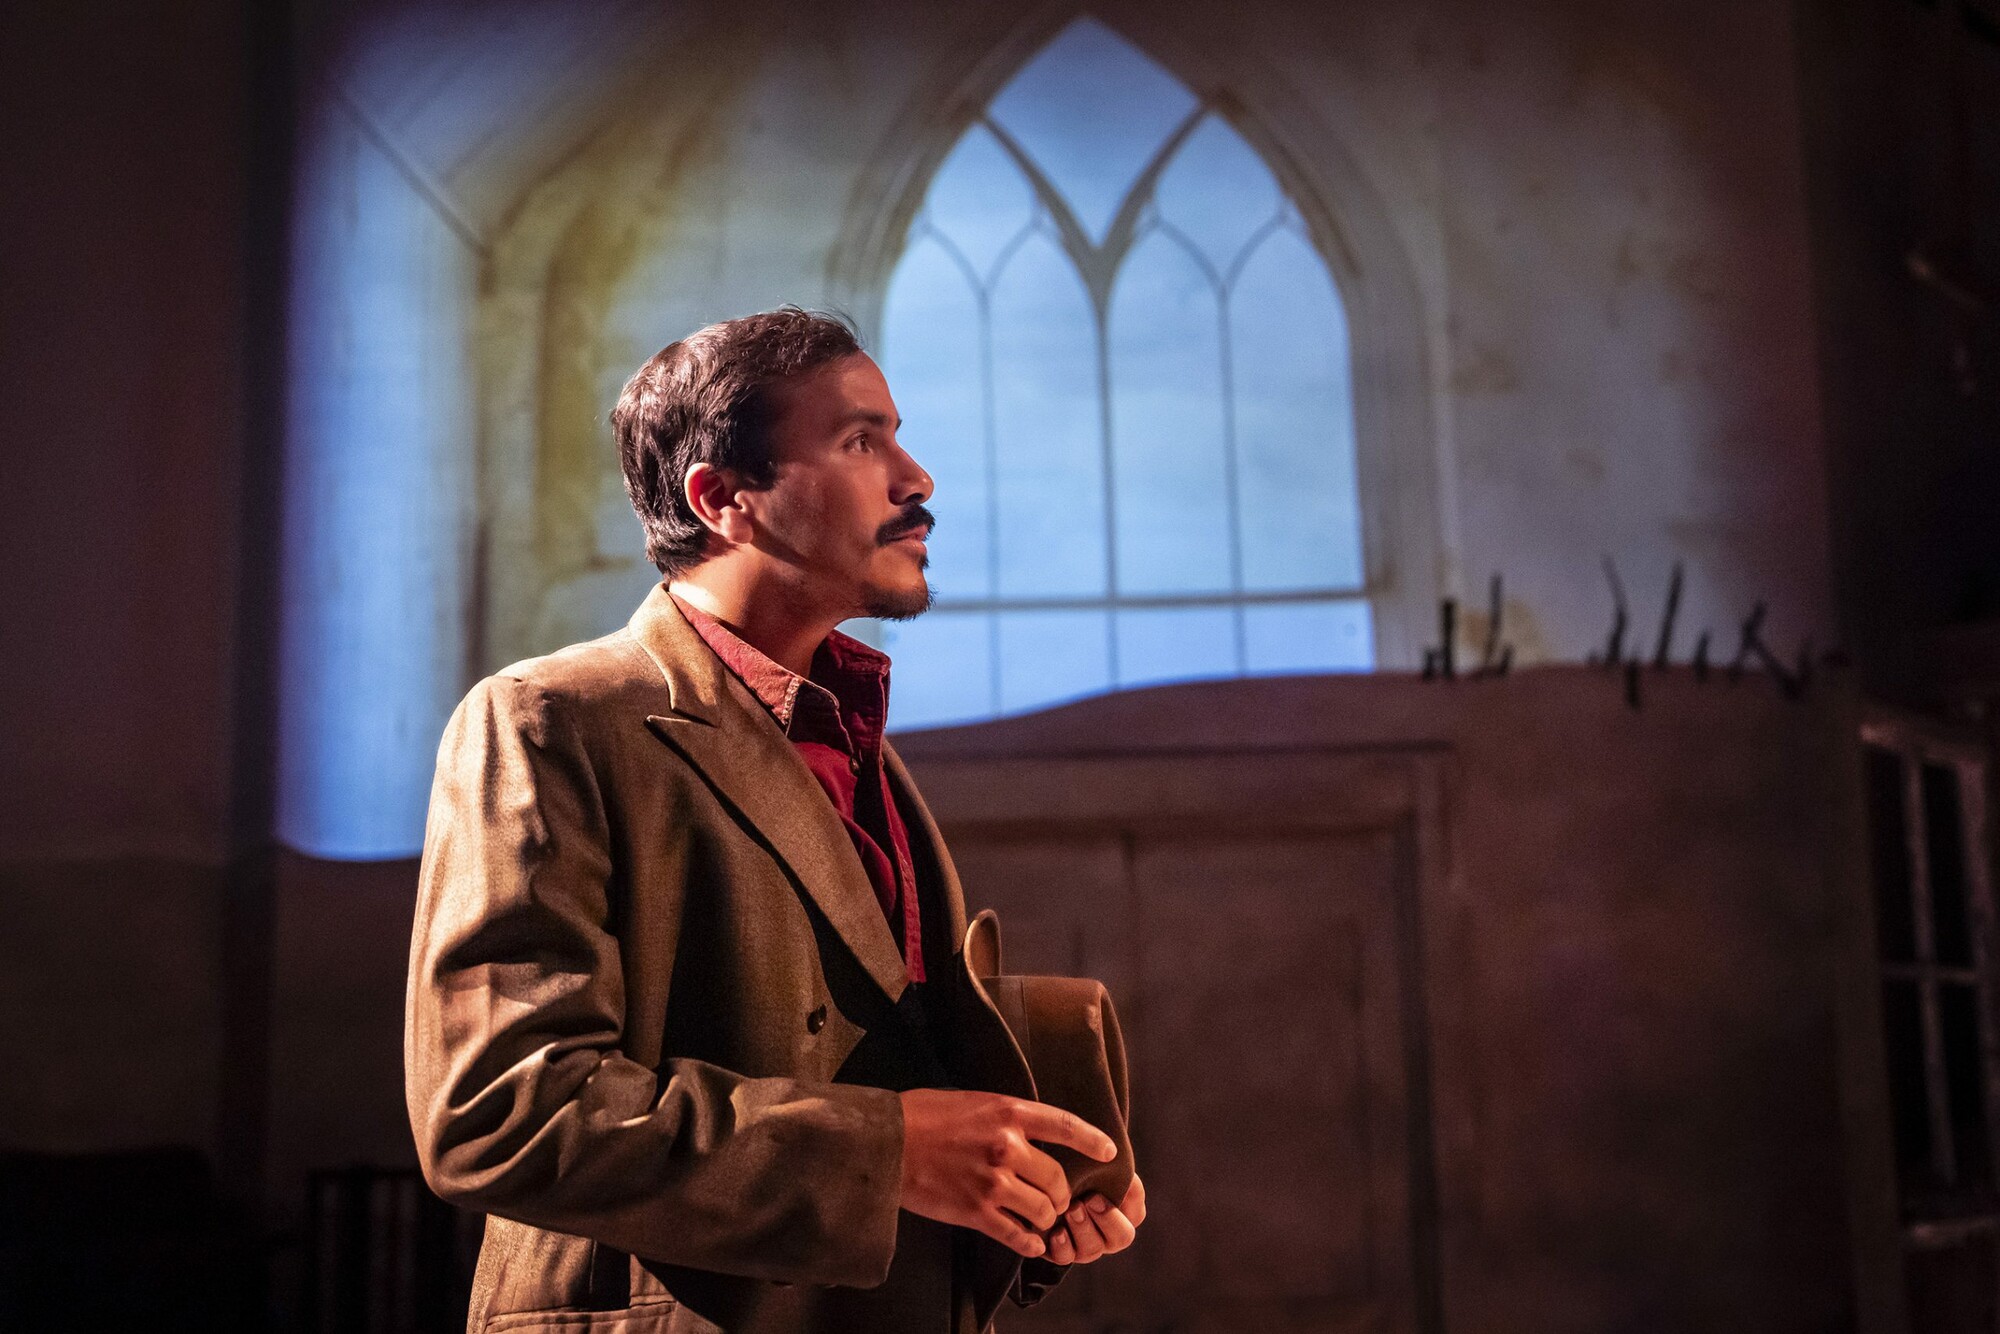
613, 307, 864, 576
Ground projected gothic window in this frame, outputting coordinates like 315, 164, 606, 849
870, 18, 1370, 731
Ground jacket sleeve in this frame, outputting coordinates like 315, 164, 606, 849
404, 673, 905, 1289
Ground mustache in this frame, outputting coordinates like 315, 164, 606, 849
878, 505, 936, 544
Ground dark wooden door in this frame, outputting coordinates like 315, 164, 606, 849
937, 751, 1438, 1334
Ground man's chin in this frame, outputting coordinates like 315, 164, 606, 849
862, 579, 934, 622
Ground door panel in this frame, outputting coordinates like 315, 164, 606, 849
945, 820, 1418, 1333
1135, 832, 1408, 1328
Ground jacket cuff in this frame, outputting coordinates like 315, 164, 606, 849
811, 1081, 907, 1287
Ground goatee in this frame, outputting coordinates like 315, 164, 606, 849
866, 578, 934, 622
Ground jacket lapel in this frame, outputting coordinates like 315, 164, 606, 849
629, 585, 910, 1003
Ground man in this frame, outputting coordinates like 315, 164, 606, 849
405, 308, 1145, 1334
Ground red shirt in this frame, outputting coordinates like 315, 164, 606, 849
670, 593, 925, 982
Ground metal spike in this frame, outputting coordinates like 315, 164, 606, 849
1439, 598, 1458, 680
1729, 602, 1766, 681
1602, 556, 1629, 668
1652, 562, 1684, 669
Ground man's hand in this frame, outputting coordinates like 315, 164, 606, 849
1045, 1174, 1146, 1266
898, 1089, 1118, 1259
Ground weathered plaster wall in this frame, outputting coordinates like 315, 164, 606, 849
0, 0, 1852, 866
263, 0, 1838, 860
1436, 0, 1830, 667
469, 0, 1831, 689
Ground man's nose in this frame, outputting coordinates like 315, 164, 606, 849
890, 441, 932, 505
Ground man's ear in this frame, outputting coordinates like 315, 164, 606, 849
682, 462, 756, 546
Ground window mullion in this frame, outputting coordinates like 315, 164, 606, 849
1216, 290, 1246, 673
976, 280, 1002, 717
1096, 105, 1206, 270
1095, 314, 1119, 682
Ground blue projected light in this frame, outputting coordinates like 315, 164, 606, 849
874, 18, 1371, 732
277, 99, 478, 859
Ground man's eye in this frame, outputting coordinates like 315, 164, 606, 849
848, 434, 872, 452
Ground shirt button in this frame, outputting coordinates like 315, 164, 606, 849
806, 1004, 828, 1035
848, 755, 861, 775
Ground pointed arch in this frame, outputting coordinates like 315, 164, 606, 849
833, 12, 1438, 729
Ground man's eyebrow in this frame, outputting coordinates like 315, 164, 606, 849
833, 409, 901, 430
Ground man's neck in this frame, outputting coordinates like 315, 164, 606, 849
668, 566, 844, 679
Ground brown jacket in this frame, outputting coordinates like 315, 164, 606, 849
405, 585, 1036, 1333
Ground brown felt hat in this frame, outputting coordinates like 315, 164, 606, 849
951, 910, 1135, 1205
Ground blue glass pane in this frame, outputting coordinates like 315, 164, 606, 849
1109, 231, 1230, 595
881, 234, 990, 601
881, 611, 995, 731
997, 609, 1112, 713
1114, 606, 1238, 687
990, 232, 1104, 597
1242, 600, 1374, 673
1229, 227, 1364, 592
921, 124, 1037, 284
987, 17, 1197, 243
1154, 115, 1286, 276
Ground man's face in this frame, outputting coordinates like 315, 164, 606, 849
744, 352, 936, 622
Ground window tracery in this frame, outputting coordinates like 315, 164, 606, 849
862, 17, 1372, 729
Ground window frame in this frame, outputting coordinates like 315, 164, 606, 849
888, 97, 1373, 683
826, 8, 1443, 674
1861, 711, 2000, 1253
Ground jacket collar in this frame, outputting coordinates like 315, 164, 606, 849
627, 582, 911, 1002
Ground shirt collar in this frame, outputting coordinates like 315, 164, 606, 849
668, 591, 892, 748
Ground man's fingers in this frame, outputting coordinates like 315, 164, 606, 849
1062, 1203, 1108, 1263
1045, 1221, 1075, 1265
1011, 1100, 1117, 1162
1086, 1201, 1137, 1253
994, 1172, 1062, 1232
1060, 1199, 1136, 1261
982, 1207, 1048, 1259
1010, 1142, 1071, 1218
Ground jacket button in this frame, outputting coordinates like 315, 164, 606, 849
806, 1004, 828, 1034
